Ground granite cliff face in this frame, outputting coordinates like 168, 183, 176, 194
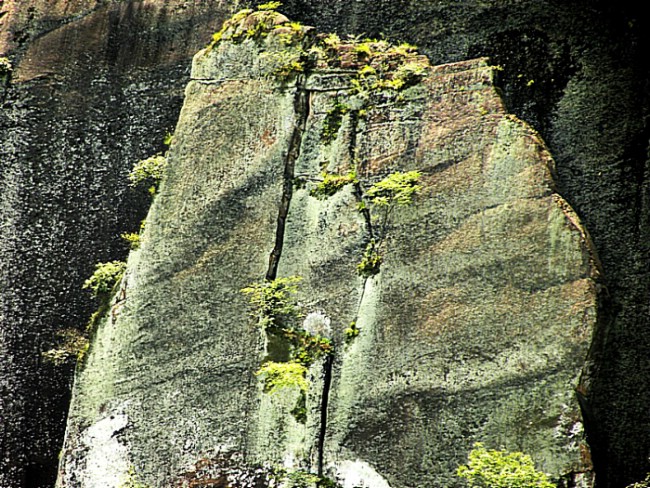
57, 12, 599, 487
1, 1, 649, 487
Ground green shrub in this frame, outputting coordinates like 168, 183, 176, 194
128, 154, 167, 194
285, 329, 334, 365
364, 171, 421, 207
83, 261, 127, 297
241, 276, 303, 329
344, 321, 360, 341
320, 100, 350, 144
121, 232, 141, 250
309, 170, 357, 199
256, 360, 309, 394
457, 443, 555, 488
357, 240, 382, 277
257, 1, 282, 10
354, 172, 421, 276
120, 466, 151, 488
262, 49, 306, 80
0, 57, 12, 76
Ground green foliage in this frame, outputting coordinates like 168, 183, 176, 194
322, 33, 341, 48
256, 361, 309, 394
344, 321, 360, 341
128, 154, 167, 194
258, 1, 282, 10
120, 219, 147, 251
364, 171, 422, 207
241, 276, 303, 329
320, 100, 350, 144
119, 466, 151, 488
262, 49, 306, 80
121, 219, 146, 250
207, 3, 292, 49
345, 39, 429, 94
163, 132, 174, 146
287, 470, 320, 487
284, 329, 334, 365
0, 57, 12, 75
121, 232, 141, 250
353, 42, 373, 57
83, 261, 126, 297
42, 328, 90, 366
457, 443, 555, 488
290, 391, 308, 423
357, 240, 383, 277
355, 172, 421, 276
86, 307, 106, 332
275, 21, 306, 46
309, 170, 357, 199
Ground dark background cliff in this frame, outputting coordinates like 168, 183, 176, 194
0, 0, 648, 487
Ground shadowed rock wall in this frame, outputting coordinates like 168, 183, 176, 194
0, 1, 234, 486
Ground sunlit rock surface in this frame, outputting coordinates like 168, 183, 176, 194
57, 14, 599, 487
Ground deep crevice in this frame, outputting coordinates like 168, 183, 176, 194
317, 354, 334, 478
265, 86, 311, 281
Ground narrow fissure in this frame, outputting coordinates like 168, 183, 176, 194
315, 104, 373, 477
266, 86, 311, 281
317, 354, 334, 478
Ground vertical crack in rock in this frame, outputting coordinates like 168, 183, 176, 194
317, 353, 334, 477
266, 86, 311, 281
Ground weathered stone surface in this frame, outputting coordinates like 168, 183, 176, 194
0, 1, 234, 486
271, 3, 650, 483
2, 1, 649, 487
58, 15, 599, 487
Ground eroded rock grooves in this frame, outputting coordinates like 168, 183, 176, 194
53, 6, 599, 488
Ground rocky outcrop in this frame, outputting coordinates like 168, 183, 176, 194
278, 2, 650, 485
2, 1, 649, 487
57, 11, 600, 487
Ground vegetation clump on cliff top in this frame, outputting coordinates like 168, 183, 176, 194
206, 2, 430, 90
207, 2, 296, 49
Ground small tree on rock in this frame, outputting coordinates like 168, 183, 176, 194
457, 443, 555, 488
